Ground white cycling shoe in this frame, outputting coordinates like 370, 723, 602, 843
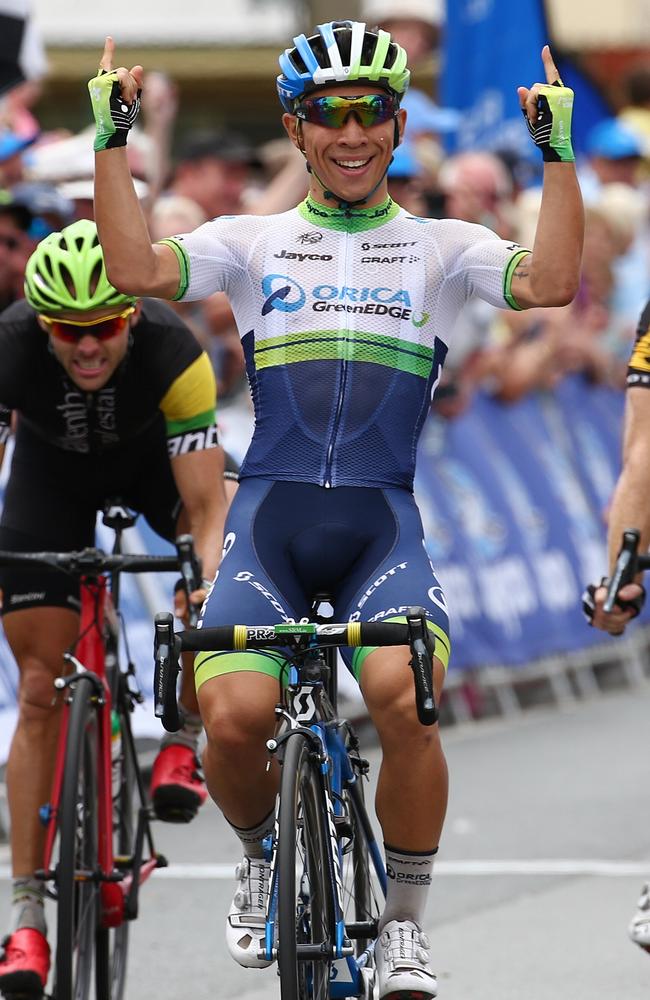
375, 919, 438, 999
628, 883, 650, 952
226, 857, 273, 968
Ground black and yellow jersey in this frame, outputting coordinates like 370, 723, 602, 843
0, 297, 217, 456
627, 299, 650, 389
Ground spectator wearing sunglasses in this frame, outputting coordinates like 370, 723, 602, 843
87, 22, 583, 999
0, 219, 230, 994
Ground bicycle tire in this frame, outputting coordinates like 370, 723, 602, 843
278, 734, 336, 1000
95, 709, 134, 1000
343, 779, 382, 957
55, 681, 99, 1000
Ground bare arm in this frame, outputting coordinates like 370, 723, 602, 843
91, 38, 180, 298
606, 388, 650, 568
587, 388, 650, 634
510, 46, 584, 309
171, 445, 229, 585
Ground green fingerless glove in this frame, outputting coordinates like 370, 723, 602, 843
523, 80, 575, 163
88, 70, 141, 152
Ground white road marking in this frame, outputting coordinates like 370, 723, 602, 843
0, 860, 647, 879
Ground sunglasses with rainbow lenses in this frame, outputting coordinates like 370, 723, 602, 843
39, 306, 136, 343
294, 93, 398, 129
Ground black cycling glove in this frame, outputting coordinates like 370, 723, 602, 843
582, 578, 646, 626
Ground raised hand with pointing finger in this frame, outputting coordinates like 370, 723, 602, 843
88, 37, 144, 152
519, 45, 575, 163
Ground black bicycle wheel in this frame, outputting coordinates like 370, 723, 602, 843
55, 681, 99, 1000
278, 734, 335, 1000
95, 710, 134, 1000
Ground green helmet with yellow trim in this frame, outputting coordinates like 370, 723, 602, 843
24, 219, 136, 314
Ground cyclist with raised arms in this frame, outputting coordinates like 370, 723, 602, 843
88, 23, 583, 998
0, 220, 229, 996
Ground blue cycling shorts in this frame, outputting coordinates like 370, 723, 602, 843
195, 478, 450, 689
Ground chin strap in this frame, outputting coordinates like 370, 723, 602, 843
296, 117, 399, 215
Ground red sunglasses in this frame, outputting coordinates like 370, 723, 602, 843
39, 306, 136, 343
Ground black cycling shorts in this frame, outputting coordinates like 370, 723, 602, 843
0, 421, 238, 615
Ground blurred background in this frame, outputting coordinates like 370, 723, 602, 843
1, 0, 650, 740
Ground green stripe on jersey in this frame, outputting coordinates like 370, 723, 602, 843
158, 238, 190, 300
503, 249, 531, 311
254, 329, 433, 378
298, 195, 400, 232
165, 408, 216, 437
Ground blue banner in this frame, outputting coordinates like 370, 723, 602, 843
440, 0, 608, 160
414, 378, 641, 671
440, 0, 548, 158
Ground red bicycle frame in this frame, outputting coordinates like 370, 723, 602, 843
42, 574, 159, 928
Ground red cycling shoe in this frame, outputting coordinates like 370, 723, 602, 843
0, 928, 50, 997
150, 745, 208, 823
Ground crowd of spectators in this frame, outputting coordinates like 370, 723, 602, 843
0, 3, 649, 462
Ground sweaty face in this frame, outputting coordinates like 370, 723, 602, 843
40, 304, 139, 391
284, 84, 405, 208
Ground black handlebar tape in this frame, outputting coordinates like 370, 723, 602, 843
0, 549, 179, 573
107, 555, 181, 572
604, 529, 640, 613
178, 621, 413, 652
356, 622, 410, 645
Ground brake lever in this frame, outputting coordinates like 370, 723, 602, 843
604, 530, 640, 614
153, 612, 182, 731
175, 534, 203, 628
405, 607, 438, 726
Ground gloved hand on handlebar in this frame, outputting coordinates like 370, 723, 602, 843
582, 578, 646, 634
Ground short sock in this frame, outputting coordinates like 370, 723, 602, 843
228, 809, 275, 860
9, 877, 46, 935
379, 844, 438, 931
159, 701, 203, 754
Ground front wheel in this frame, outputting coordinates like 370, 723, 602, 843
95, 707, 134, 1000
54, 681, 99, 1000
277, 734, 336, 1000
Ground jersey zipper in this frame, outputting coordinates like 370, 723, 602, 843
323, 229, 351, 488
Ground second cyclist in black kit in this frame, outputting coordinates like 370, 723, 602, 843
0, 219, 229, 994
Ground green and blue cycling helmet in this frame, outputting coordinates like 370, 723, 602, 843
277, 20, 410, 113
24, 218, 137, 314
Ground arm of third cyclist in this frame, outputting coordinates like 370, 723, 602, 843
588, 386, 650, 633
89, 36, 181, 299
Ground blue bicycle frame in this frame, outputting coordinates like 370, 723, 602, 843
264, 656, 387, 998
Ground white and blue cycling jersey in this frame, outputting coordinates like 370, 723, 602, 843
161, 195, 529, 491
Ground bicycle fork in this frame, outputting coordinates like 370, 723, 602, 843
37, 669, 165, 929
264, 719, 351, 968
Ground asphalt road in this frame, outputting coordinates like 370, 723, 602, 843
1, 686, 650, 999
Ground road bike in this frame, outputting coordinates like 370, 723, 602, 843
154, 603, 436, 1000
0, 501, 200, 1000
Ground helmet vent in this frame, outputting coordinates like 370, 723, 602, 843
59, 263, 76, 299
89, 260, 103, 297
